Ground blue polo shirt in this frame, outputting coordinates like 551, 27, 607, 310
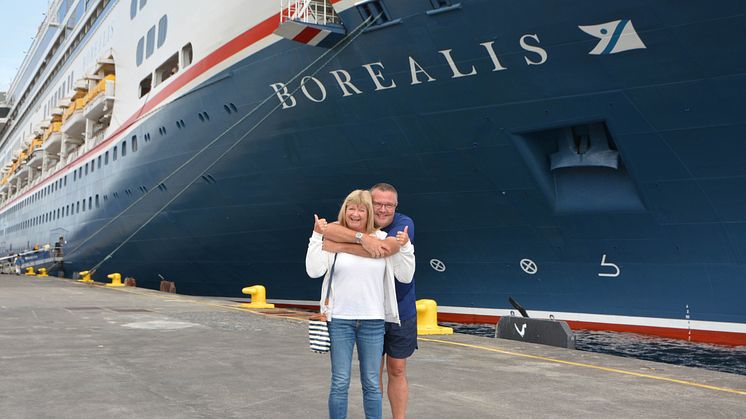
382, 213, 416, 321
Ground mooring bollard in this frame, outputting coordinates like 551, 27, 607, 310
416, 299, 453, 335
37, 268, 48, 277
77, 270, 94, 283
106, 272, 125, 287
241, 285, 275, 308
24, 267, 36, 276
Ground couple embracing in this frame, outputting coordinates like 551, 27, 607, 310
305, 183, 417, 419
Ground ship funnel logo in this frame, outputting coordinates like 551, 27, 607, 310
579, 19, 646, 55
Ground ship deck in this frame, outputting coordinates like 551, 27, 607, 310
1, 274, 744, 418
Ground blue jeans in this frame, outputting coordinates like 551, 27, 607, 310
328, 318, 385, 419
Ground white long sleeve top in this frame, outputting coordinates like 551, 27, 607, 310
305, 230, 416, 325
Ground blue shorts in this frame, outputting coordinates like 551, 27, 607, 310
384, 316, 418, 359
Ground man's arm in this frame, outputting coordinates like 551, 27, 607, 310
322, 240, 372, 258
325, 223, 393, 258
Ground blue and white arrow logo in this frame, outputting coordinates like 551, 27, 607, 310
579, 19, 646, 55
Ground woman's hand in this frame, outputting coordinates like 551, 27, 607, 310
313, 214, 328, 234
396, 226, 410, 246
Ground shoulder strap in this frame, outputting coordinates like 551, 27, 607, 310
323, 254, 338, 305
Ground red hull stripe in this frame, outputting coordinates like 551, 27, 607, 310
2, 0, 345, 210
437, 312, 746, 346
293, 27, 323, 44
272, 303, 746, 346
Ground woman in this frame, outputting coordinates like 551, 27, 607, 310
306, 190, 415, 419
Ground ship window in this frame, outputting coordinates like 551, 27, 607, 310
136, 37, 144, 66
57, 1, 68, 23
90, 159, 94, 173
154, 53, 179, 86
95, 194, 99, 208
76, 202, 80, 213
73, 171, 77, 181
146, 25, 156, 58
89, 196, 92, 209
85, 164, 88, 175
130, 0, 137, 19
78, 167, 82, 178
98, 156, 102, 169
82, 199, 86, 211
139, 74, 152, 98
132, 136, 138, 152
64, 175, 67, 186
181, 43, 193, 68
157, 15, 168, 48
105, 151, 109, 165
113, 146, 118, 161
122, 141, 127, 157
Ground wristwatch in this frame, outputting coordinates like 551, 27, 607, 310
354, 232, 363, 243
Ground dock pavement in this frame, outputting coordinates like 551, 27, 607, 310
1, 274, 745, 418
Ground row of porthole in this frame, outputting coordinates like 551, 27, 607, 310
7, 193, 102, 234
7, 177, 168, 234
3, 103, 237, 226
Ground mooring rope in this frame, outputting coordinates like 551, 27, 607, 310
74, 14, 380, 275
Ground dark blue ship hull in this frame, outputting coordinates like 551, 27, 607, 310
3, 0, 746, 344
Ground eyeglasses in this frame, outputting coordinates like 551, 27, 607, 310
373, 202, 397, 210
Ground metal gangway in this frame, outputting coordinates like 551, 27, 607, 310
0, 246, 64, 274
281, 0, 341, 26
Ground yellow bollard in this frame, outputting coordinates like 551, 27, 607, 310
37, 268, 48, 277
77, 270, 94, 283
241, 285, 275, 309
24, 267, 36, 276
416, 299, 453, 335
106, 272, 125, 287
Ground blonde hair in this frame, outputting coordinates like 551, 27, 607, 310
337, 189, 376, 234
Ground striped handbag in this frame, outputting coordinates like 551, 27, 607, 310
309, 255, 336, 354
309, 315, 331, 353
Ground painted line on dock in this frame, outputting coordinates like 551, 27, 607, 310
419, 338, 746, 396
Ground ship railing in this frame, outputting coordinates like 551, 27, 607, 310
91, 132, 106, 148
281, 0, 340, 26
66, 149, 80, 164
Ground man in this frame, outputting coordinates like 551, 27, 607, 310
54, 236, 65, 258
322, 183, 416, 419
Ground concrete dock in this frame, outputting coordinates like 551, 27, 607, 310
1, 274, 745, 418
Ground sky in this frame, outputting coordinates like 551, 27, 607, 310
0, 0, 51, 93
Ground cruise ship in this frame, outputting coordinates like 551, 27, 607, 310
1, 0, 744, 345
